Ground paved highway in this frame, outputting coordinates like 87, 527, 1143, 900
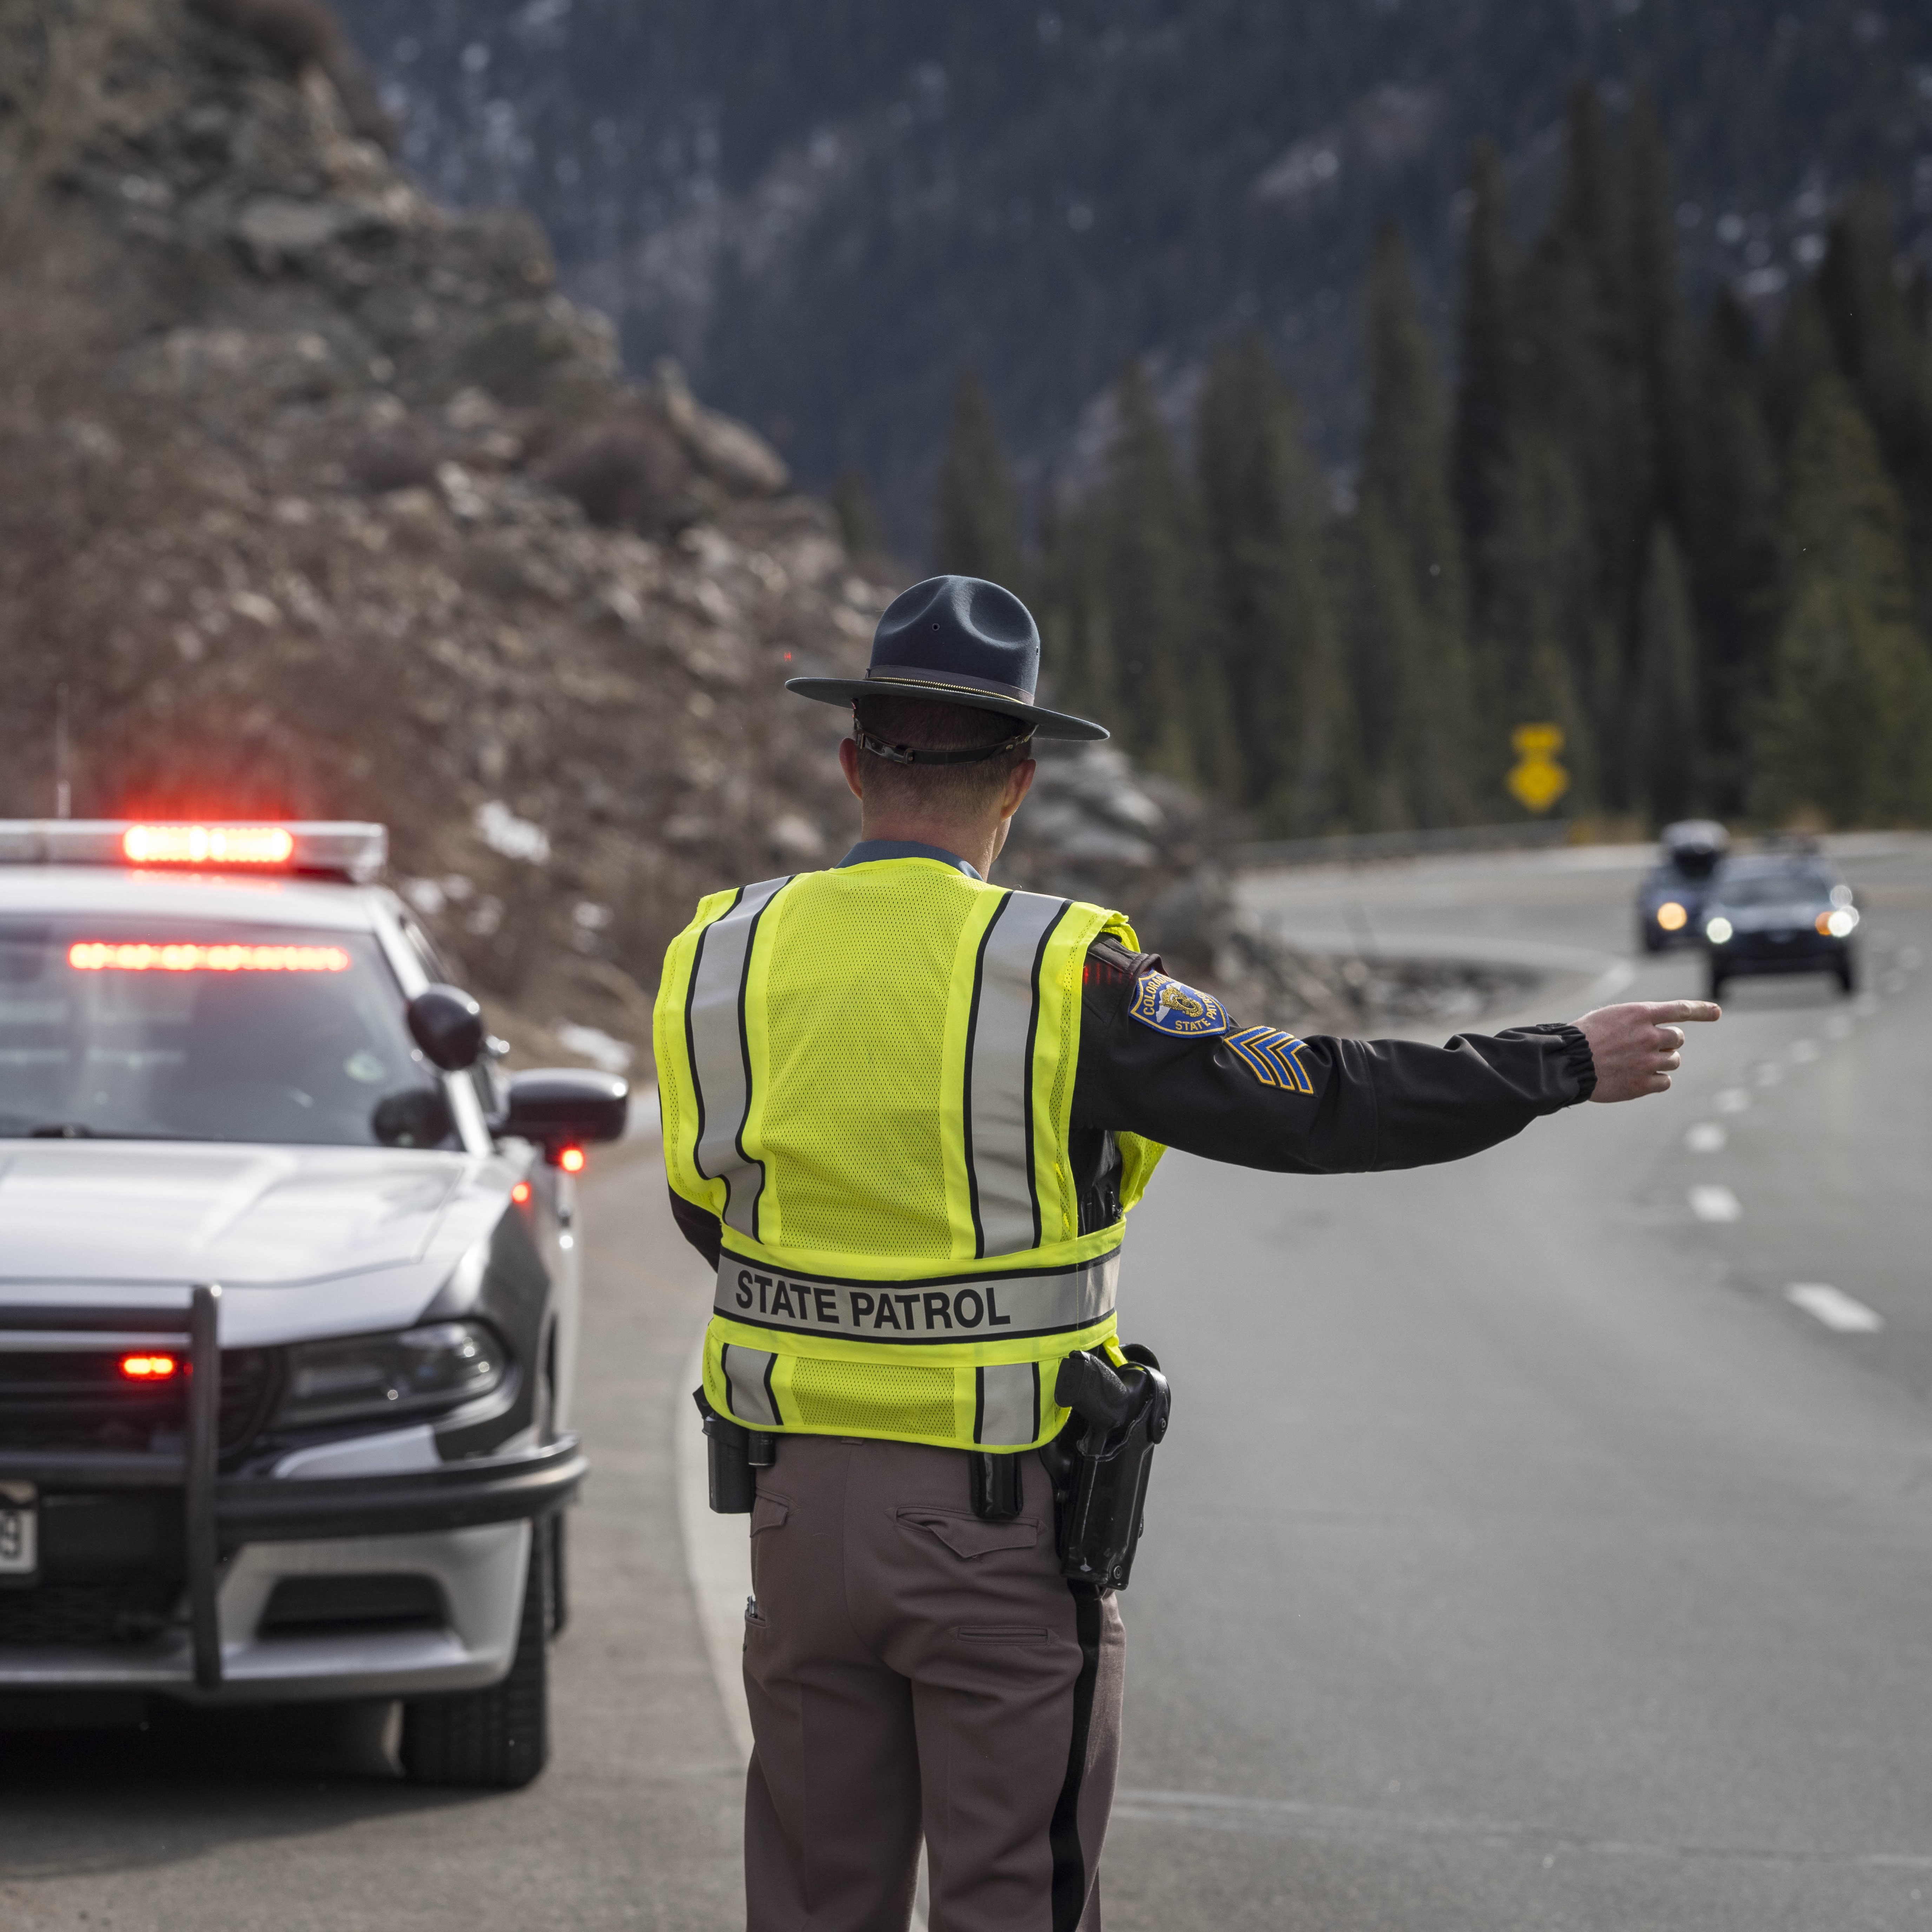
5, 835, 1930, 1930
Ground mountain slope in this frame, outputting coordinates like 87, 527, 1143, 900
333, 0, 1932, 545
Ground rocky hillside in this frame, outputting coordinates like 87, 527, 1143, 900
5, 0, 1387, 1074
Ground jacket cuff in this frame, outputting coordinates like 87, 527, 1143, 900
1516, 1021, 1597, 1104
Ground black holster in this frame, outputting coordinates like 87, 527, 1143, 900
693, 1387, 776, 1514
1040, 1344, 1171, 1592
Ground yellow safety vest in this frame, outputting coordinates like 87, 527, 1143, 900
653, 856, 1166, 1452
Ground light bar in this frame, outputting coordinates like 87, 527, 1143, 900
123, 824, 293, 866
68, 941, 352, 973
0, 821, 387, 882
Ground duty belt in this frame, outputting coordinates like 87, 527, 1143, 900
712, 1248, 1121, 1344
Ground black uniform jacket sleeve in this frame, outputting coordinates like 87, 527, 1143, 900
1072, 935, 1596, 1175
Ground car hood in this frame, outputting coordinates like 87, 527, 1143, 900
0, 1141, 522, 1346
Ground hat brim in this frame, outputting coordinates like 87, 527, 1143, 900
784, 676, 1109, 742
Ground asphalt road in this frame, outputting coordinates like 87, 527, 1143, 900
6, 835, 1932, 1931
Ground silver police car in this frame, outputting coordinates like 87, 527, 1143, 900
0, 821, 624, 1786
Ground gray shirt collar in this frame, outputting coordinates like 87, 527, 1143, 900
835, 838, 982, 880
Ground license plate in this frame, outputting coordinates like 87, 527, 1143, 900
0, 1482, 36, 1577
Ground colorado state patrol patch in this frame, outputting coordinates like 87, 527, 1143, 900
1128, 973, 1230, 1038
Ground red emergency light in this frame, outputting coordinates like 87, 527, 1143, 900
122, 824, 296, 867
119, 1352, 179, 1381
68, 941, 352, 973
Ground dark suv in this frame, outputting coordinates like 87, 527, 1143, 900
1701, 848, 1859, 1000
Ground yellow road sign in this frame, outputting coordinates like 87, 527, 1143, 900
1507, 723, 1570, 814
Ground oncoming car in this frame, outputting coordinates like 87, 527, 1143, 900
0, 821, 624, 1787
1700, 846, 1860, 1001
1635, 820, 1729, 953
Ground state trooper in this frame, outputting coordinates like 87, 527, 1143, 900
654, 575, 1718, 1932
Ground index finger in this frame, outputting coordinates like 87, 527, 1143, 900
1644, 1000, 1722, 1024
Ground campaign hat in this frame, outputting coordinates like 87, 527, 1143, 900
785, 574, 1108, 741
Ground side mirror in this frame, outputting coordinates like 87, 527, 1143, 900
408, 985, 485, 1072
372, 1085, 458, 1149
495, 1068, 629, 1160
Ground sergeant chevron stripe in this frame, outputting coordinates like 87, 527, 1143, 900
1227, 1025, 1314, 1094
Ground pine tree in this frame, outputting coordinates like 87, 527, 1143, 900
931, 369, 1020, 585
1451, 140, 1515, 637
832, 468, 883, 562
1684, 289, 1780, 809
1345, 221, 1477, 825
1633, 524, 1701, 823
1098, 361, 1228, 787
1626, 98, 1691, 535
1814, 193, 1932, 629
1196, 335, 1358, 831
1756, 376, 1932, 825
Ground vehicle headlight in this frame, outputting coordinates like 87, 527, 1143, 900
1821, 908, 1858, 938
1656, 901, 1688, 931
279, 1321, 507, 1429
1705, 917, 1733, 944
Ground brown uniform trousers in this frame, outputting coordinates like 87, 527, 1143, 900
742, 1434, 1125, 1932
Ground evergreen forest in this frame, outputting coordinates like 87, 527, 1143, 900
928, 88, 1932, 836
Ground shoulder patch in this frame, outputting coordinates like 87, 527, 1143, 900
1128, 972, 1230, 1039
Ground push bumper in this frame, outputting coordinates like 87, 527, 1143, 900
0, 1288, 583, 1700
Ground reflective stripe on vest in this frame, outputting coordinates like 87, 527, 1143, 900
713, 1248, 1120, 1343
686, 875, 792, 1240
964, 890, 1068, 1255
656, 861, 1167, 1451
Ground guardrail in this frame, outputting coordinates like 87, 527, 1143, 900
1235, 820, 1576, 871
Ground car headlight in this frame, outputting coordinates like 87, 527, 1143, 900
1820, 908, 1859, 938
1705, 917, 1733, 944
1656, 901, 1688, 931
279, 1321, 507, 1429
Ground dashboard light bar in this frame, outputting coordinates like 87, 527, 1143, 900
119, 1352, 178, 1381
69, 941, 351, 973
123, 824, 295, 867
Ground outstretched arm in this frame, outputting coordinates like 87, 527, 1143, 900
1072, 941, 1720, 1174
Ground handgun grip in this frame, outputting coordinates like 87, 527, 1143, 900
1054, 1349, 1136, 1434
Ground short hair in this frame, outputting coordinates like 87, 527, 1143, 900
850, 695, 1034, 815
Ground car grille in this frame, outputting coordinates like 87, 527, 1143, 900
0, 1577, 179, 1646
0, 1349, 279, 1457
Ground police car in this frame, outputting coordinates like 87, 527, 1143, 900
0, 821, 624, 1786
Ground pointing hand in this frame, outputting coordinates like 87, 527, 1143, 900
1574, 1000, 1721, 1103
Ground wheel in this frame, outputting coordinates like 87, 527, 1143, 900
1640, 926, 1666, 955
1837, 956, 1856, 995
1707, 968, 1727, 1003
400, 1528, 549, 1789
547, 1511, 569, 1639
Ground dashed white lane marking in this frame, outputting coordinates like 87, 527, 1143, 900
1714, 1088, 1751, 1114
1689, 1184, 1742, 1223
1788, 1038, 1819, 1063
1685, 1123, 1726, 1154
1786, 1284, 1884, 1334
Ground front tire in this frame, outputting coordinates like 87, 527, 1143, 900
1707, 967, 1727, 1002
1837, 956, 1856, 995
400, 1527, 550, 1789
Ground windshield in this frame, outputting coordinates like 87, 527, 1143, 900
0, 918, 452, 1146
1715, 867, 1834, 908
